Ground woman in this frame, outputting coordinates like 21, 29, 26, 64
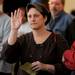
2, 3, 71, 75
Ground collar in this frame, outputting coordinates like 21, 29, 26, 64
51, 11, 65, 20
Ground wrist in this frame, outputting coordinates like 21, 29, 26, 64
45, 64, 55, 74
11, 29, 18, 33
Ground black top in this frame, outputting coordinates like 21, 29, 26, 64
2, 32, 71, 75
65, 19, 75, 46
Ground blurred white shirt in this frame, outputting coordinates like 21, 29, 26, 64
18, 22, 32, 36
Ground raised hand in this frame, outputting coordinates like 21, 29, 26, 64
8, 8, 24, 45
11, 8, 23, 31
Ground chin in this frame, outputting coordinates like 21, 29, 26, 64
31, 27, 40, 30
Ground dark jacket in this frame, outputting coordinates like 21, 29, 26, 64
2, 32, 71, 75
65, 18, 75, 46
47, 11, 73, 37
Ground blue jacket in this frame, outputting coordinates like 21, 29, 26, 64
47, 11, 73, 36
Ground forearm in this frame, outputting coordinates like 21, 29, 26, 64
8, 30, 18, 45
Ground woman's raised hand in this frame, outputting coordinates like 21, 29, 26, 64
11, 8, 23, 31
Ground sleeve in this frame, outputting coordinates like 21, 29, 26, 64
2, 35, 26, 64
54, 34, 71, 75
2, 17, 11, 44
0, 16, 10, 57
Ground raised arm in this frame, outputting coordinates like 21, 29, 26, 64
8, 9, 23, 45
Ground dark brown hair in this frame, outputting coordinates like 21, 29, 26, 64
26, 3, 51, 25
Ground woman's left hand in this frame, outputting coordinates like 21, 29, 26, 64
32, 61, 46, 72
32, 61, 55, 74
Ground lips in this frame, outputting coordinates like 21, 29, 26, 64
31, 23, 37, 25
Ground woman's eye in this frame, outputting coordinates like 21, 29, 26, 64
28, 15, 31, 18
28, 14, 40, 18
34, 14, 39, 18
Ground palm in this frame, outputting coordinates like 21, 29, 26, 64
11, 9, 23, 30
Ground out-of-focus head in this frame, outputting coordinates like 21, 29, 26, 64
31, 0, 49, 10
3, 0, 30, 16
26, 3, 50, 25
48, 0, 65, 17
0, 0, 4, 12
0, 0, 3, 5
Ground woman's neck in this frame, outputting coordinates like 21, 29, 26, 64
32, 27, 51, 44
32, 27, 47, 36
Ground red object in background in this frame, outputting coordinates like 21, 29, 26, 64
63, 41, 75, 70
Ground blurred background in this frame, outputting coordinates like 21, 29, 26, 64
0, 0, 75, 13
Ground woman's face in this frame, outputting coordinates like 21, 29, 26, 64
27, 8, 45, 30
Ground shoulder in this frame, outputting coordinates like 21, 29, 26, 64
0, 14, 10, 26
0, 13, 10, 23
51, 32, 66, 43
63, 12, 73, 22
18, 32, 32, 41
53, 33, 64, 40
54, 33, 68, 45
0, 14, 10, 20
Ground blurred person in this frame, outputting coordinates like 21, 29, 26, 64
18, 7, 32, 36
0, 0, 12, 75
2, 3, 71, 75
3, 0, 31, 75
47, 1, 75, 75
31, 0, 49, 10
70, 9, 75, 17
65, 18, 75, 46
63, 17, 75, 75
47, 0, 73, 42
0, 0, 3, 12
3, 0, 30, 17
3, 0, 31, 36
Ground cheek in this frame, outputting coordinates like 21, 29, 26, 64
27, 18, 31, 24
38, 18, 45, 24
37, 17, 43, 22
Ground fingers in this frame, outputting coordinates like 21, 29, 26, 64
32, 61, 43, 72
11, 9, 21, 19
14, 10, 17, 19
10, 9, 23, 30
32, 61, 40, 71
11, 12, 13, 18
32, 65, 40, 71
